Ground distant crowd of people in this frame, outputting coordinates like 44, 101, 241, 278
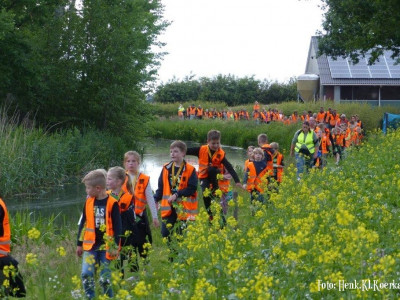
177, 102, 365, 128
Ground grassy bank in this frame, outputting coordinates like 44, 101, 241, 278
0, 110, 131, 197
150, 119, 299, 152
8, 128, 400, 298
151, 101, 400, 132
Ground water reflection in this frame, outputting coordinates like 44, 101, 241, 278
7, 139, 246, 221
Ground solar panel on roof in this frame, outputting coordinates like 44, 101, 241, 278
327, 51, 400, 79
328, 57, 351, 78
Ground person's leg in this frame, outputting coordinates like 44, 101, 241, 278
295, 152, 305, 179
81, 251, 96, 299
97, 251, 113, 298
200, 179, 212, 216
161, 212, 177, 261
0, 256, 26, 298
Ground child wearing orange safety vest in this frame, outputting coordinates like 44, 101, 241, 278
154, 141, 198, 247
76, 169, 121, 299
243, 147, 269, 203
269, 142, 284, 184
122, 151, 159, 272
0, 198, 26, 298
186, 130, 242, 218
257, 133, 273, 178
106, 166, 136, 276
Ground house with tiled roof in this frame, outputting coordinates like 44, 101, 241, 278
298, 36, 400, 106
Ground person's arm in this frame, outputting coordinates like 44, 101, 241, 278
111, 202, 122, 246
290, 130, 300, 156
221, 157, 240, 184
313, 132, 320, 158
153, 169, 164, 203
76, 203, 86, 257
77, 203, 86, 247
186, 147, 201, 157
144, 184, 160, 227
243, 167, 249, 185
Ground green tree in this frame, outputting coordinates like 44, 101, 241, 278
318, 0, 400, 63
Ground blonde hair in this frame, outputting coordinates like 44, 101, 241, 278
108, 166, 132, 193
124, 150, 141, 165
270, 142, 279, 150
82, 169, 107, 188
252, 147, 264, 158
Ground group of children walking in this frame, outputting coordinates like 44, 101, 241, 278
0, 114, 361, 298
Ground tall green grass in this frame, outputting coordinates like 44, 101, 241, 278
151, 101, 400, 132
0, 108, 130, 197
150, 119, 303, 152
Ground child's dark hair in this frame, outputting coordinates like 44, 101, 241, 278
207, 130, 221, 141
170, 140, 187, 154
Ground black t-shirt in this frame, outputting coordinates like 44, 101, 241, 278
77, 197, 121, 249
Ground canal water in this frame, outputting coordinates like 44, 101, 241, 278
7, 139, 246, 223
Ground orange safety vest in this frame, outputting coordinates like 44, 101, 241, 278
301, 115, 310, 122
324, 112, 331, 124
284, 119, 291, 125
334, 133, 344, 147
253, 111, 260, 120
246, 162, 269, 193
160, 162, 198, 220
316, 112, 325, 123
272, 152, 284, 183
197, 108, 203, 116
320, 135, 331, 154
344, 128, 352, 147
253, 104, 260, 111
107, 189, 133, 213
188, 107, 196, 116
330, 114, 339, 126
82, 196, 118, 260
123, 173, 150, 215
198, 145, 225, 179
244, 159, 252, 171
260, 144, 273, 175
0, 199, 11, 257
291, 114, 298, 122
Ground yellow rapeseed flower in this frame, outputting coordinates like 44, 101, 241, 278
133, 281, 150, 297
25, 253, 38, 266
28, 227, 40, 240
56, 246, 66, 257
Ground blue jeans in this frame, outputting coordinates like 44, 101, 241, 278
81, 250, 113, 299
295, 152, 312, 179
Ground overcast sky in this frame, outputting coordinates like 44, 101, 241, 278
156, 0, 324, 84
